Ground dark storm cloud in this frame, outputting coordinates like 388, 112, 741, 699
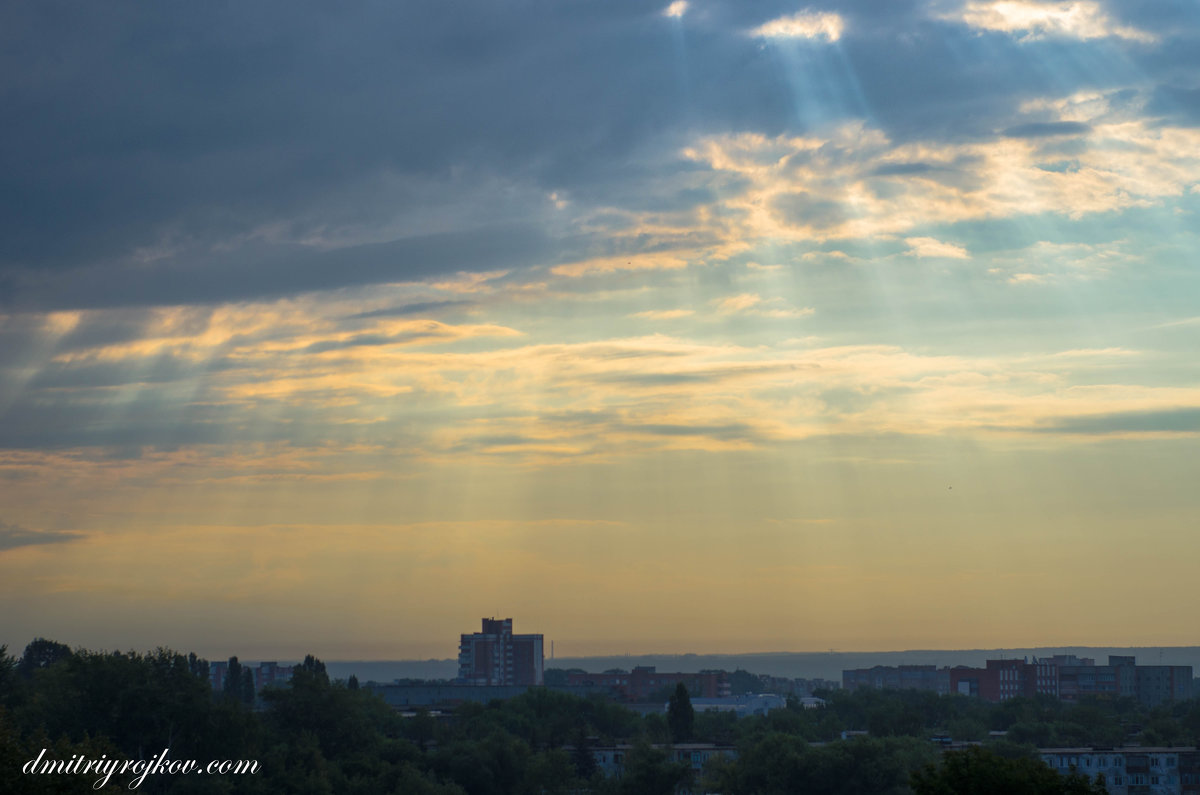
2, 225, 562, 310
1, 0, 1193, 311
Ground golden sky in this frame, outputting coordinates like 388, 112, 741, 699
3, 0, 1199, 660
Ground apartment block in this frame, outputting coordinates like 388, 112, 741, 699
1041, 747, 1200, 795
457, 617, 544, 686
936, 655, 1192, 705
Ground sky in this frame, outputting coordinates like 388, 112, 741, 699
2, 0, 1199, 662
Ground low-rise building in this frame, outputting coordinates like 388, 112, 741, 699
842, 665, 951, 694
902, 655, 1193, 705
688, 694, 787, 717
1040, 747, 1200, 795
586, 743, 737, 778
567, 666, 729, 701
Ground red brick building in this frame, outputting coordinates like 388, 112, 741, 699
457, 618, 544, 686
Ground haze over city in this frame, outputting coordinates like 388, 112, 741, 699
2, 0, 1199, 662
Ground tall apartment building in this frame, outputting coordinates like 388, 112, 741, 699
457, 617, 544, 686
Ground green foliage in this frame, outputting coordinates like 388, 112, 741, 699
667, 682, 694, 742
0, 645, 17, 710
728, 668, 763, 695
912, 745, 1109, 795
16, 639, 73, 679
222, 656, 244, 704
295, 654, 330, 687
695, 706, 739, 744
712, 733, 938, 795
603, 739, 690, 795
570, 728, 598, 780
4, 640, 1195, 794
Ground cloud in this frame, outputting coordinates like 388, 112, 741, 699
1034, 407, 1200, 436
953, 1, 1157, 43
679, 97, 1200, 242
663, 1, 688, 19
1003, 121, 1093, 138
904, 237, 970, 259
751, 11, 845, 42
631, 309, 695, 320
715, 293, 764, 314
346, 300, 476, 319
551, 253, 694, 278
1, 0, 1186, 319
1, 304, 1195, 475
0, 521, 85, 552
712, 293, 815, 318
985, 239, 1137, 283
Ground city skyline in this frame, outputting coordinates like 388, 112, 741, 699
3, 1, 1200, 659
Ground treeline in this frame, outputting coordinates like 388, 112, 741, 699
3, 640, 1198, 794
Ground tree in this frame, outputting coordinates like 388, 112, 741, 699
613, 739, 690, 795
668, 682, 695, 743
187, 651, 208, 680
241, 666, 256, 706
571, 728, 598, 780
17, 638, 73, 678
223, 656, 244, 701
0, 645, 15, 707
911, 746, 1109, 795
294, 654, 330, 688
728, 669, 763, 696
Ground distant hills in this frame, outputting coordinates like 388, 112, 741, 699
324, 646, 1200, 685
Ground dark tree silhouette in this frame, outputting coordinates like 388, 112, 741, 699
668, 681, 695, 742
912, 746, 1109, 795
17, 638, 73, 678
222, 656, 243, 702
